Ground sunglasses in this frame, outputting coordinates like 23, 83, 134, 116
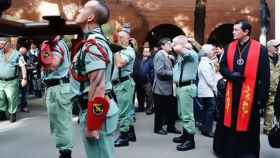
274, 43, 280, 49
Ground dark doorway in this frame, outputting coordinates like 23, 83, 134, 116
208, 24, 234, 47
146, 24, 185, 48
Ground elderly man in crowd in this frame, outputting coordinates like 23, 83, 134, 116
197, 44, 219, 137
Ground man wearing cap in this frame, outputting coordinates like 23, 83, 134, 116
113, 26, 136, 147
0, 37, 27, 122
41, 35, 74, 158
172, 35, 198, 151
263, 39, 280, 134
71, 1, 119, 158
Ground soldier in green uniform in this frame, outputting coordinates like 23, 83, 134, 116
172, 35, 199, 151
263, 39, 280, 134
113, 29, 136, 147
71, 1, 119, 158
0, 37, 27, 123
41, 36, 74, 158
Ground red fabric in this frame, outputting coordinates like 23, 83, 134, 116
224, 40, 261, 131
40, 36, 64, 70
70, 38, 110, 82
87, 97, 110, 131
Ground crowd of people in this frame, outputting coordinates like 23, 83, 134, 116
0, 1, 279, 158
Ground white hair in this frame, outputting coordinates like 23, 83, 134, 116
267, 39, 280, 48
199, 44, 215, 57
0, 37, 10, 43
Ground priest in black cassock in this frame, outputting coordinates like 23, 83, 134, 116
218, 20, 270, 158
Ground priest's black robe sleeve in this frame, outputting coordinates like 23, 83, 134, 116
255, 46, 270, 110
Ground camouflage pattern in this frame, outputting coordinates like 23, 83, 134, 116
264, 57, 280, 133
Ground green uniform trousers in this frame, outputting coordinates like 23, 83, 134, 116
176, 84, 197, 134
113, 78, 135, 132
0, 79, 19, 114
46, 83, 74, 151
80, 99, 119, 158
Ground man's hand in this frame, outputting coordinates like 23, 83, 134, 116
21, 79, 27, 87
85, 128, 100, 140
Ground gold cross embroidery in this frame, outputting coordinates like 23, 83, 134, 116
241, 85, 251, 116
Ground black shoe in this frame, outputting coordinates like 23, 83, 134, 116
35, 92, 42, 98
114, 132, 129, 147
145, 108, 154, 115
167, 127, 181, 134
201, 131, 214, 138
176, 134, 195, 151
59, 149, 72, 158
176, 139, 195, 151
154, 129, 168, 135
135, 107, 144, 112
128, 126, 136, 142
173, 129, 188, 143
0, 111, 7, 121
9, 114, 16, 123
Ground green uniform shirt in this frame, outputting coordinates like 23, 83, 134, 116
0, 49, 25, 78
71, 27, 114, 96
43, 39, 71, 80
112, 46, 135, 80
173, 49, 198, 83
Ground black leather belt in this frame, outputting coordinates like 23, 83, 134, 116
0, 76, 17, 81
79, 91, 115, 110
44, 77, 69, 88
112, 76, 130, 85
176, 80, 195, 88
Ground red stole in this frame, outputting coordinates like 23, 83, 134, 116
224, 40, 261, 132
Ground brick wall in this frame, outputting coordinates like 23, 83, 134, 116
5, 0, 275, 45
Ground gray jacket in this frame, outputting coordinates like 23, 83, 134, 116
152, 50, 173, 96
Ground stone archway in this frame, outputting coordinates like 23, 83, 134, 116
207, 23, 234, 47
146, 24, 185, 48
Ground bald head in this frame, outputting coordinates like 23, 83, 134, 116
85, 0, 110, 25
118, 31, 130, 38
19, 47, 27, 55
118, 31, 130, 46
172, 35, 193, 54
76, 0, 110, 27
0, 37, 11, 50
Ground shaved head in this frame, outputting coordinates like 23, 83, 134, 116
172, 35, 192, 54
118, 31, 130, 39
118, 31, 130, 46
86, 0, 109, 24
76, 0, 110, 26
